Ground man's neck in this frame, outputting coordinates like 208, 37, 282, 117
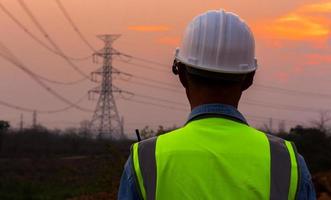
188, 92, 241, 111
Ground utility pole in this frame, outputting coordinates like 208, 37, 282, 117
120, 116, 125, 139
269, 118, 273, 134
32, 110, 37, 128
278, 120, 286, 133
89, 34, 125, 139
19, 114, 24, 131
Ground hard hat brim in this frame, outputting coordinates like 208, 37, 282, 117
185, 65, 251, 82
175, 56, 257, 75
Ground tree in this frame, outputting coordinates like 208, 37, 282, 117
0, 120, 10, 151
139, 125, 177, 139
311, 111, 331, 134
278, 120, 286, 134
0, 120, 10, 132
284, 125, 331, 172
261, 118, 274, 134
140, 126, 155, 139
79, 120, 92, 138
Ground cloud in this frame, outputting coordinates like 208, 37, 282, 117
299, 2, 331, 13
157, 36, 180, 46
252, 2, 331, 83
128, 25, 170, 32
305, 54, 331, 65
253, 1, 331, 42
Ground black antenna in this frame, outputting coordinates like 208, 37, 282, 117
135, 129, 141, 142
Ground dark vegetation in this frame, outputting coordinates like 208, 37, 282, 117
280, 126, 331, 173
279, 126, 331, 199
0, 120, 330, 199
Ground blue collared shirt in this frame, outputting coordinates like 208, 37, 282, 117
118, 104, 316, 200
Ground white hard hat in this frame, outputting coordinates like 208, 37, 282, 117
175, 9, 257, 74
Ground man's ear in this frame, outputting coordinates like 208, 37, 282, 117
241, 71, 255, 91
178, 64, 189, 89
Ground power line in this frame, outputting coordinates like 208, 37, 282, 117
116, 52, 331, 101
122, 95, 307, 125
118, 64, 331, 101
119, 52, 331, 100
121, 66, 331, 100
119, 78, 330, 114
0, 94, 89, 114
0, 40, 92, 112
116, 59, 170, 73
132, 89, 329, 114
117, 78, 183, 94
114, 68, 177, 88
17, 0, 91, 79
17, 0, 328, 101
117, 78, 330, 113
131, 74, 178, 88
254, 84, 331, 100
243, 99, 331, 113
116, 53, 331, 101
117, 76, 328, 113
35, 74, 88, 85
246, 114, 304, 125
54, 0, 97, 52
133, 93, 187, 106
0, 2, 91, 61
17, 0, 169, 85
119, 52, 170, 68
122, 98, 188, 112
126, 120, 184, 126
0, 47, 88, 86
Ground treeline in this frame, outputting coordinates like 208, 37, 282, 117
279, 125, 331, 173
0, 125, 133, 158
0, 120, 330, 173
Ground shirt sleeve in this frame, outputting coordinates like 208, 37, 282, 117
118, 156, 141, 200
297, 155, 317, 200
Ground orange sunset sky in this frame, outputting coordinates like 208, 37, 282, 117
0, 0, 330, 136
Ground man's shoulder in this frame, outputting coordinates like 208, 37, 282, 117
245, 126, 291, 143
133, 127, 185, 147
157, 126, 186, 139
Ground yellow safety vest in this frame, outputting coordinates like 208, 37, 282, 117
132, 117, 299, 200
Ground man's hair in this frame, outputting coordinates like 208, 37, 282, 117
182, 64, 249, 88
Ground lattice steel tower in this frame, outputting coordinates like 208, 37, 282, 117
89, 34, 123, 139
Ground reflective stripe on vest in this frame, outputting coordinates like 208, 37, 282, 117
132, 118, 299, 200
132, 137, 157, 200
266, 135, 299, 200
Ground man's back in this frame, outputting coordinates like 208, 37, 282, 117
133, 117, 299, 200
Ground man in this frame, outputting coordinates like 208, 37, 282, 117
118, 10, 316, 200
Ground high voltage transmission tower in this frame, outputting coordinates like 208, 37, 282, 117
89, 34, 126, 139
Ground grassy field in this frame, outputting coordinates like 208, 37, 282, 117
0, 156, 122, 200
0, 129, 132, 200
